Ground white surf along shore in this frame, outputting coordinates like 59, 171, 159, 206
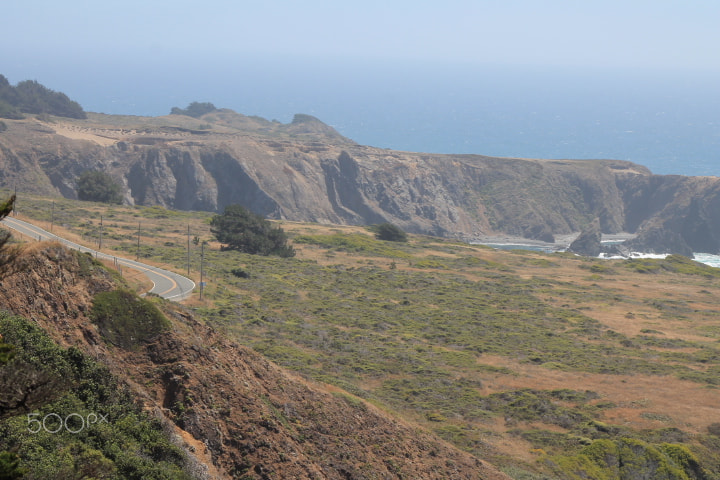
473, 232, 720, 269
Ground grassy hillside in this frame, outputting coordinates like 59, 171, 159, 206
6, 190, 720, 479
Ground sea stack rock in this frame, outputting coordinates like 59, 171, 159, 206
568, 218, 602, 257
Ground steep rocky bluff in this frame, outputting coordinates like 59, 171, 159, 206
1, 110, 719, 254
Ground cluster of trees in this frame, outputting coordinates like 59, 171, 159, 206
0, 74, 86, 120
77, 171, 123, 204
209, 207, 408, 258
211, 205, 295, 257
170, 101, 217, 118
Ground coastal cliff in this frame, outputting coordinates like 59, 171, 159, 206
1, 110, 719, 254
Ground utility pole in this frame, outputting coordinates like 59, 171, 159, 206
199, 241, 205, 300
50, 201, 55, 232
187, 224, 191, 275
137, 222, 141, 260
99, 215, 103, 250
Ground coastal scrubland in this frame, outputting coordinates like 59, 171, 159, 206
6, 191, 720, 479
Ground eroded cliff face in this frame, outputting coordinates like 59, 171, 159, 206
619, 174, 720, 254
1, 111, 719, 252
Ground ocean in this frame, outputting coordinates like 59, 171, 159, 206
5, 54, 719, 177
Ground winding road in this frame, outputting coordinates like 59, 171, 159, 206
1, 216, 195, 301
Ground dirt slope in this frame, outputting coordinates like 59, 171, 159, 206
0, 242, 509, 479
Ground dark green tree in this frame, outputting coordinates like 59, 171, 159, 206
373, 222, 408, 242
77, 171, 123, 204
0, 101, 21, 120
170, 101, 217, 118
0, 76, 21, 120
210, 205, 295, 257
0, 451, 25, 479
0, 75, 86, 120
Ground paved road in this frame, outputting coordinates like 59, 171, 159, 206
1, 216, 195, 301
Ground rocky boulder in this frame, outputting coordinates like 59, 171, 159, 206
568, 218, 602, 257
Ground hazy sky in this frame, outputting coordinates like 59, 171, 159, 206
3, 0, 719, 72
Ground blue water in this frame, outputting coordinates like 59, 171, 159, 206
3, 54, 719, 176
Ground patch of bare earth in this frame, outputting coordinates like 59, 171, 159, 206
478, 355, 720, 434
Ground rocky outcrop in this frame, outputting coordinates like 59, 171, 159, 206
568, 218, 602, 257
624, 224, 695, 257
619, 175, 720, 254
2, 111, 720, 253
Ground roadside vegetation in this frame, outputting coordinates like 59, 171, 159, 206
5, 190, 720, 479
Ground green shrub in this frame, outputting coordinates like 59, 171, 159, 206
231, 268, 250, 278
579, 263, 614, 274
293, 233, 411, 258
625, 255, 720, 278
90, 290, 170, 349
548, 438, 707, 480
370, 222, 408, 242
77, 171, 123, 204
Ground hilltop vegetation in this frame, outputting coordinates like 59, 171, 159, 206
170, 101, 218, 118
0, 75, 86, 119
7, 192, 720, 479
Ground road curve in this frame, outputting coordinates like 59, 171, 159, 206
1, 216, 195, 301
